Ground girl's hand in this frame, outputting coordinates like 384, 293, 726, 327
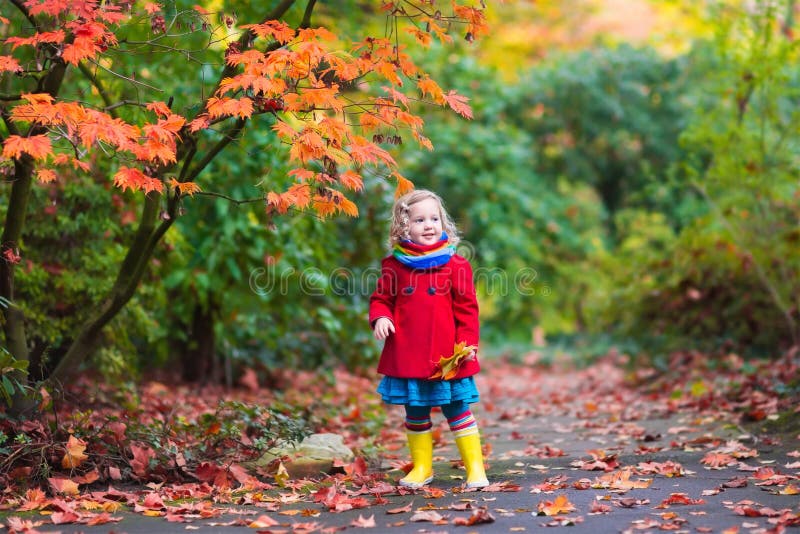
373, 317, 395, 340
465, 346, 477, 361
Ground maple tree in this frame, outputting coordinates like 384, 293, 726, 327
0, 0, 488, 408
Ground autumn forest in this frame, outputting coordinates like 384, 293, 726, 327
0, 0, 799, 532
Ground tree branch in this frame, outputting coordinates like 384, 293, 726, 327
300, 0, 318, 28
9, 0, 37, 30
193, 191, 265, 205
184, 118, 247, 183
77, 62, 119, 119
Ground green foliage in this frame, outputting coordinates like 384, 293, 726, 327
0, 345, 29, 408
591, 1, 800, 353
513, 44, 697, 236
396, 45, 690, 343
0, 170, 169, 379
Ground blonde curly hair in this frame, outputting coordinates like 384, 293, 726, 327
388, 189, 460, 248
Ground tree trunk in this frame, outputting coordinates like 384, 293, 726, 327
1, 156, 35, 414
180, 294, 217, 383
46, 193, 175, 386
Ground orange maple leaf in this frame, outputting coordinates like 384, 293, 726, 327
267, 191, 294, 214
2, 134, 52, 160
36, 168, 57, 183
392, 171, 414, 197
113, 166, 163, 194
146, 101, 172, 117
418, 77, 444, 103
289, 129, 326, 163
63, 36, 100, 64
168, 178, 202, 196
6, 30, 65, 49
339, 170, 363, 192
287, 182, 311, 209
272, 120, 298, 140
701, 451, 736, 469
241, 20, 296, 44
348, 136, 396, 167
142, 2, 162, 14
406, 27, 432, 47
17, 488, 48, 512
62, 435, 88, 469
537, 494, 576, 516
443, 90, 473, 119
0, 55, 21, 73
188, 114, 211, 133
48, 477, 80, 496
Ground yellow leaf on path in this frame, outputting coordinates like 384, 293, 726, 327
537, 494, 576, 516
274, 461, 289, 487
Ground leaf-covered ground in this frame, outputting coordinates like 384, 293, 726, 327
1, 349, 799, 533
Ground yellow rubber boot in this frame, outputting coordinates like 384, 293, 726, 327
455, 432, 489, 489
399, 431, 434, 488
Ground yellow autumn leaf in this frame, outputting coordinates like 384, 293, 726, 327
537, 494, 576, 516
274, 461, 289, 487
429, 341, 476, 380
61, 435, 88, 469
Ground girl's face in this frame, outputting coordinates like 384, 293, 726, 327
407, 197, 443, 245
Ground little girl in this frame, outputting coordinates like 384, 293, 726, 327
369, 189, 489, 489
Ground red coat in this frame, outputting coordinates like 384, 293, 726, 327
369, 254, 480, 379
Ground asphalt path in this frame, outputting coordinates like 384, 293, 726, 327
22, 358, 800, 533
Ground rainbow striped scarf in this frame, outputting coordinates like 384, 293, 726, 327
393, 233, 455, 269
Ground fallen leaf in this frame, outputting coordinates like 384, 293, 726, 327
350, 514, 376, 528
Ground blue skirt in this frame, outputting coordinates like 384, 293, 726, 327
377, 376, 480, 406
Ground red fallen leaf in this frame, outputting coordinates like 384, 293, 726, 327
84, 512, 123, 526
129, 443, 156, 477
410, 510, 445, 522
5, 517, 45, 531
733, 505, 773, 517
290, 521, 324, 532
387, 501, 413, 514
541, 515, 584, 527
473, 480, 521, 492
701, 451, 736, 469
770, 509, 800, 526
141, 492, 166, 510
422, 486, 447, 498
229, 463, 265, 488
73, 468, 100, 485
636, 461, 685, 477
752, 467, 777, 480
589, 501, 612, 514
51, 510, 81, 524
366, 481, 395, 495
656, 492, 705, 508
371, 494, 389, 505
248, 514, 279, 528
571, 478, 591, 490
350, 514, 376, 528
722, 477, 748, 488
615, 498, 650, 508
452, 507, 495, 526
342, 456, 369, 477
